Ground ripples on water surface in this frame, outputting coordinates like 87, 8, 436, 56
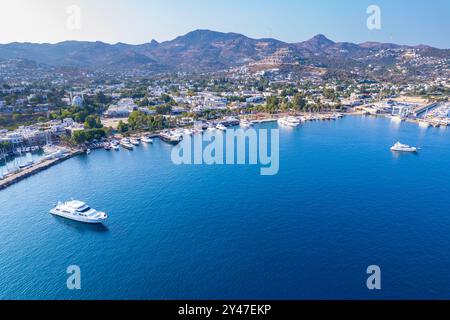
1, 116, 450, 299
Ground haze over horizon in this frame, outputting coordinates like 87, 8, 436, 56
0, 0, 449, 49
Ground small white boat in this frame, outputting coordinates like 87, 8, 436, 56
390, 142, 418, 153
50, 200, 108, 224
141, 136, 154, 143
111, 144, 120, 151
19, 160, 34, 169
216, 123, 227, 131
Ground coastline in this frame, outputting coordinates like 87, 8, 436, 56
0, 110, 445, 192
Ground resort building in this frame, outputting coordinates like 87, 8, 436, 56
104, 98, 138, 118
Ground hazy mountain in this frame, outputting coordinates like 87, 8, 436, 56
0, 29, 448, 73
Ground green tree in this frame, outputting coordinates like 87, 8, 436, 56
72, 130, 88, 144
84, 115, 103, 129
117, 120, 129, 133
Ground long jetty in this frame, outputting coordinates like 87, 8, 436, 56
0, 150, 82, 191
413, 103, 438, 117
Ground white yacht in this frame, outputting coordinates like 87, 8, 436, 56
43, 150, 64, 160
390, 142, 418, 153
19, 160, 34, 169
240, 119, 253, 128
120, 138, 134, 150
160, 130, 183, 144
111, 144, 120, 151
50, 200, 108, 224
141, 136, 154, 143
130, 138, 140, 146
216, 123, 227, 131
278, 116, 300, 127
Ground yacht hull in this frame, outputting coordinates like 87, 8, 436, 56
391, 147, 417, 153
50, 209, 106, 224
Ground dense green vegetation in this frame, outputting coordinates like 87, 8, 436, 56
0, 141, 12, 152
71, 128, 108, 144
258, 92, 339, 114
0, 112, 48, 130
127, 111, 168, 132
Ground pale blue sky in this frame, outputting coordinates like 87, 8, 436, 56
0, 0, 448, 48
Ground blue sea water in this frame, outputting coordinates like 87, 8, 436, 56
1, 115, 450, 300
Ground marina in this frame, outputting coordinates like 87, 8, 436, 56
0, 111, 443, 192
0, 150, 81, 191
0, 0, 448, 303
1, 116, 450, 299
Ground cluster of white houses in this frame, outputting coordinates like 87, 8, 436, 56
0, 119, 84, 148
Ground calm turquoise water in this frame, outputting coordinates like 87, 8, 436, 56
1, 116, 450, 300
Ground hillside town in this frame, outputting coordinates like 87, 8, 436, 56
1, 66, 449, 149
1, 30, 449, 186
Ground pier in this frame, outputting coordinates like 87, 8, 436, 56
413, 103, 438, 117
0, 150, 82, 191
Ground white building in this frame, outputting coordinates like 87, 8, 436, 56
104, 98, 138, 117
0, 132, 23, 144
392, 103, 414, 117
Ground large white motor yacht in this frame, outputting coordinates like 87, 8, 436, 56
50, 200, 108, 224
120, 138, 134, 150
390, 142, 418, 153
160, 130, 183, 144
278, 116, 300, 127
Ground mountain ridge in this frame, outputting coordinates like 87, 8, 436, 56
0, 29, 448, 73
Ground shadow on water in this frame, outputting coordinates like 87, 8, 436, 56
52, 216, 110, 233
391, 151, 420, 159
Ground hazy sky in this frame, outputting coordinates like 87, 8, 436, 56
0, 0, 448, 48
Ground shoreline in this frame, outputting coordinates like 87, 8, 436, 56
0, 111, 446, 191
